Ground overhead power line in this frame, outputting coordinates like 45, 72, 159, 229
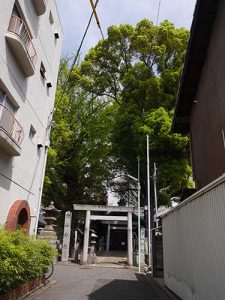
55, 0, 100, 111
156, 0, 162, 26
89, 0, 105, 39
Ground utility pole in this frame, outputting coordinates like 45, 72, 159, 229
153, 163, 159, 228
146, 135, 152, 269
137, 156, 141, 273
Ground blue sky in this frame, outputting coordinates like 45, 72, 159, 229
56, 0, 197, 58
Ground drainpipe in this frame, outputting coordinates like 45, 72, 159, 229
34, 113, 52, 236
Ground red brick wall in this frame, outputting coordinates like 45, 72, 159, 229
0, 276, 44, 300
5, 200, 30, 233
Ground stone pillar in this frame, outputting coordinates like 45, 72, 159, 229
127, 212, 133, 266
82, 210, 90, 264
73, 230, 77, 259
62, 211, 72, 262
106, 224, 111, 253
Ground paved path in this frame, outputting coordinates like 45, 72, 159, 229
95, 251, 128, 264
28, 264, 177, 300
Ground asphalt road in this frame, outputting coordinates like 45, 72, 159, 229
28, 264, 176, 300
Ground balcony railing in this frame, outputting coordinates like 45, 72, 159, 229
0, 104, 24, 146
8, 15, 37, 66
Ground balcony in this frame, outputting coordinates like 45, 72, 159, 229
0, 104, 24, 156
5, 15, 37, 76
32, 0, 47, 16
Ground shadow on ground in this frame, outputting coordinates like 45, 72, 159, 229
89, 273, 170, 300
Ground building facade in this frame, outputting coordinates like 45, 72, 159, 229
173, 0, 221, 189
0, 0, 63, 235
162, 1, 225, 299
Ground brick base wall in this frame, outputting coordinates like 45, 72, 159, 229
0, 276, 44, 300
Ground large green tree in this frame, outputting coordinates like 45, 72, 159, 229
43, 60, 115, 232
75, 19, 191, 204
43, 19, 191, 228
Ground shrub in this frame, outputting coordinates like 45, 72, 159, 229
0, 228, 55, 294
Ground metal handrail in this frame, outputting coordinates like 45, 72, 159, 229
0, 104, 24, 146
8, 15, 37, 66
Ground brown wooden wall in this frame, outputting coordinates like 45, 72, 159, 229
190, 1, 225, 189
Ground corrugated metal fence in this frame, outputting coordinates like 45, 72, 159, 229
162, 174, 225, 300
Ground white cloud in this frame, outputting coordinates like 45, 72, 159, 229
56, 0, 197, 58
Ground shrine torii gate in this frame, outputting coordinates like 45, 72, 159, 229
73, 204, 144, 266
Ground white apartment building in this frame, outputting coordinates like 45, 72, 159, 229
0, 0, 63, 235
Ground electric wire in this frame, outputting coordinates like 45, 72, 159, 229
156, 0, 162, 26
89, 0, 105, 39
0, 172, 34, 195
99, 26, 105, 40
54, 0, 100, 111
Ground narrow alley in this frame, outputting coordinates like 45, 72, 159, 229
28, 264, 177, 300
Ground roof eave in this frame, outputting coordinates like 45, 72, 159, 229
172, 0, 220, 133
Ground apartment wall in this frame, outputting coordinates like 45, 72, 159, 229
0, 0, 63, 234
190, 0, 225, 189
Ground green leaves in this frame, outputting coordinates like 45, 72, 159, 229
0, 229, 55, 294
43, 60, 115, 230
136, 108, 191, 201
44, 18, 191, 216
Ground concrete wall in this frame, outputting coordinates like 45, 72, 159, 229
162, 174, 225, 300
190, 0, 225, 189
0, 0, 63, 234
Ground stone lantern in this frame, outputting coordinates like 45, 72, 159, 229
88, 231, 98, 264
38, 201, 61, 251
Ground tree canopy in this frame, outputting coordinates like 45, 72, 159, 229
43, 19, 191, 225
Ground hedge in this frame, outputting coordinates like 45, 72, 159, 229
0, 228, 55, 295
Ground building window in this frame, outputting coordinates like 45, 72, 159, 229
49, 11, 54, 26
0, 90, 5, 109
0, 88, 24, 148
0, 90, 17, 115
222, 128, 225, 149
40, 62, 46, 80
49, 11, 59, 40
29, 125, 36, 143
12, 4, 21, 18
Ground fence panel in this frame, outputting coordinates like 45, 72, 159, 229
162, 175, 225, 300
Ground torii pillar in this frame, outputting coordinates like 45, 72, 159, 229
73, 204, 144, 266
83, 210, 90, 264
127, 212, 133, 266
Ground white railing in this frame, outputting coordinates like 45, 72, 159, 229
8, 15, 37, 66
0, 104, 24, 146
